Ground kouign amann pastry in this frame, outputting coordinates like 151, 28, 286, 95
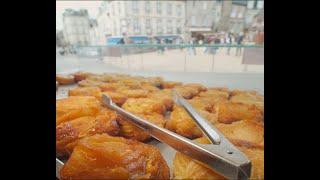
60, 134, 170, 180
56, 74, 75, 85
56, 96, 102, 126
56, 108, 119, 156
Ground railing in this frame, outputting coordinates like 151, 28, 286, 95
57, 44, 263, 74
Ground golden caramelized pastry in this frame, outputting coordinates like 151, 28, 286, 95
165, 105, 203, 139
56, 96, 102, 126
145, 76, 163, 87
188, 98, 213, 112
56, 108, 119, 156
60, 134, 170, 180
238, 147, 264, 180
173, 137, 264, 179
119, 98, 166, 141
217, 102, 263, 124
117, 113, 165, 141
86, 74, 116, 82
215, 120, 264, 149
118, 79, 143, 89
173, 137, 225, 180
73, 71, 94, 82
118, 89, 149, 98
184, 83, 207, 92
230, 89, 261, 97
175, 86, 200, 99
78, 79, 104, 87
68, 86, 102, 100
148, 90, 174, 111
101, 91, 128, 106
198, 88, 230, 104
98, 82, 125, 91
140, 83, 160, 92
122, 98, 166, 116
161, 81, 183, 89
197, 110, 219, 125
230, 90, 264, 112
56, 74, 75, 85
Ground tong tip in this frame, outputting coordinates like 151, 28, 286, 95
102, 94, 112, 106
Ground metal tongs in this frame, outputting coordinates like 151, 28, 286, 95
102, 90, 251, 179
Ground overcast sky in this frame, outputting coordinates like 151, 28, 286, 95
56, 1, 101, 30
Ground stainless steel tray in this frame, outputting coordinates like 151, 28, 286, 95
55, 74, 263, 179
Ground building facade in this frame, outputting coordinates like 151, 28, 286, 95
216, 0, 247, 34
56, 29, 66, 47
185, 0, 223, 40
62, 9, 90, 46
96, 0, 186, 44
245, 0, 264, 30
88, 19, 99, 45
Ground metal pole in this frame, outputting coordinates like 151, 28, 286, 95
184, 46, 187, 72
211, 53, 215, 72
141, 47, 144, 71
127, 47, 130, 70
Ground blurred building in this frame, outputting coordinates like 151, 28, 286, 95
56, 29, 66, 47
245, 0, 264, 30
96, 0, 185, 44
185, 0, 223, 41
216, 0, 247, 34
62, 9, 90, 46
89, 19, 99, 45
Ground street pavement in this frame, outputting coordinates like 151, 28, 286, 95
56, 47, 264, 93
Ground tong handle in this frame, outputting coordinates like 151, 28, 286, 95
102, 95, 251, 179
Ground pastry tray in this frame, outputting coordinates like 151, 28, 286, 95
56, 75, 263, 179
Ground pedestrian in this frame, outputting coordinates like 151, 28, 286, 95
210, 36, 221, 55
156, 38, 161, 55
160, 38, 165, 54
203, 37, 210, 54
187, 38, 196, 55
226, 32, 233, 55
176, 37, 183, 52
236, 32, 245, 56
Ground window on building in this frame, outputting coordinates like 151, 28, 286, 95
112, 3, 115, 15
146, 18, 152, 34
145, 1, 151, 14
133, 18, 140, 33
203, 16, 210, 26
230, 7, 237, 18
118, 2, 121, 14
121, 19, 126, 26
113, 21, 116, 35
193, 0, 196, 7
146, 19, 151, 28
238, 9, 243, 18
177, 4, 182, 16
191, 16, 196, 26
157, 1, 162, 14
167, 3, 172, 15
132, 1, 139, 14
257, 1, 264, 9
247, 1, 254, 9
203, 1, 207, 10
176, 20, 181, 34
157, 19, 163, 34
167, 19, 172, 33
